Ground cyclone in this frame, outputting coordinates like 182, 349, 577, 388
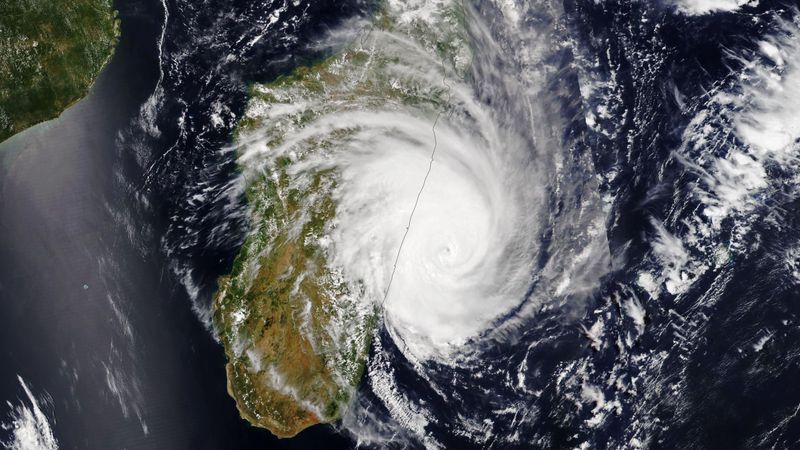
234, 0, 607, 365
279, 106, 542, 360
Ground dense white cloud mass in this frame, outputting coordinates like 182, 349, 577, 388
669, 0, 756, 15
1, 377, 58, 450
301, 108, 542, 359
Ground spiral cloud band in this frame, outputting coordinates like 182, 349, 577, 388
291, 107, 543, 360
233, 0, 608, 364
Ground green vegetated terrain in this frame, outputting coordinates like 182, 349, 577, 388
213, 2, 471, 439
0, 0, 119, 143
